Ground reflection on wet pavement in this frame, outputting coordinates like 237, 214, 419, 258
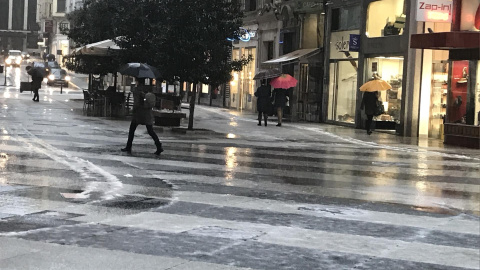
0, 84, 479, 269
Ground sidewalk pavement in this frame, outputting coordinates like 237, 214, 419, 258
1, 82, 478, 160
187, 104, 480, 159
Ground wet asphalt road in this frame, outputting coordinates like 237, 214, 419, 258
0, 67, 479, 269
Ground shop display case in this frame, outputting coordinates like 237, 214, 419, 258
429, 62, 448, 138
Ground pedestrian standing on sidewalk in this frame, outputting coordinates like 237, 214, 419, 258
121, 79, 163, 155
272, 88, 288, 127
360, 91, 379, 135
26, 66, 42, 102
254, 79, 271, 126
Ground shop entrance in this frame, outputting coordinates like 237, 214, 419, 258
230, 47, 256, 111
327, 60, 358, 124
365, 57, 404, 130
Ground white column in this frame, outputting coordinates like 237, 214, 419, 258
24, 0, 28, 30
8, 0, 13, 30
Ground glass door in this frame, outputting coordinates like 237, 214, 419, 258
475, 61, 480, 126
327, 60, 358, 123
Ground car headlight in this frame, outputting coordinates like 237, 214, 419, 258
65, 75, 71, 81
15, 58, 21, 64
5, 59, 11, 64
48, 74, 55, 80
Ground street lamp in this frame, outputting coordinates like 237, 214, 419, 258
3, 65, 7, 86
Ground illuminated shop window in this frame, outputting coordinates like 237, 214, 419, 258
366, 0, 406, 37
366, 57, 404, 123
476, 61, 480, 126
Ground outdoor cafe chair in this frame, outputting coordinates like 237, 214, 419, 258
82, 90, 94, 115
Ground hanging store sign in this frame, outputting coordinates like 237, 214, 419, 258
460, 0, 480, 31
349, 34, 360, 52
227, 27, 257, 42
416, 0, 452, 23
330, 31, 359, 59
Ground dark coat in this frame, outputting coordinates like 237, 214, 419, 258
254, 85, 271, 112
132, 90, 155, 125
27, 68, 43, 90
272, 88, 288, 109
361, 91, 378, 116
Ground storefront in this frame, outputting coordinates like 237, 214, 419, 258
411, 0, 480, 148
230, 47, 257, 111
230, 25, 258, 111
364, 56, 404, 130
326, 30, 359, 125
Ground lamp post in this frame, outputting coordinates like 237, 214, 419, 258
3, 65, 7, 86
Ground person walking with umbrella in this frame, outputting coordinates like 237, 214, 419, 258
121, 78, 163, 155
360, 91, 379, 135
254, 79, 272, 126
26, 65, 43, 102
270, 74, 297, 127
119, 63, 163, 155
360, 76, 392, 135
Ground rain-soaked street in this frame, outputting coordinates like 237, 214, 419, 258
0, 67, 479, 269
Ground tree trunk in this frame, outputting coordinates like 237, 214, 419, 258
197, 84, 201, 105
186, 82, 191, 103
188, 82, 196, 130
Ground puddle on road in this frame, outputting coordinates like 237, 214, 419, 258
412, 206, 459, 216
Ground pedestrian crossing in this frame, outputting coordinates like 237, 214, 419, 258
0, 98, 479, 269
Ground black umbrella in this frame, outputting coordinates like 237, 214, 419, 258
253, 68, 281, 80
118, 63, 161, 79
30, 62, 48, 77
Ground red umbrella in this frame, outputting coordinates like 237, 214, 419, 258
270, 74, 298, 89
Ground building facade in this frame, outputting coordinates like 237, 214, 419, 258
321, 0, 478, 148
36, 0, 70, 63
230, 0, 326, 122
0, 0, 40, 54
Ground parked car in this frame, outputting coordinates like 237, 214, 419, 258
5, 50, 22, 67
45, 61, 70, 87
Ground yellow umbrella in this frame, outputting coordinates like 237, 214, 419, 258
360, 79, 392, 92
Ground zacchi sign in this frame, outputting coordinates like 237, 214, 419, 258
416, 0, 452, 23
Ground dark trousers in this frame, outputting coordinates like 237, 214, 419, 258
32, 88, 39, 101
258, 111, 267, 125
126, 120, 161, 150
366, 114, 374, 132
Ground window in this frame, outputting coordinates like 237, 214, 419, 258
331, 9, 340, 31
57, 0, 66, 13
264, 41, 274, 61
366, 0, 406, 37
366, 57, 404, 123
331, 5, 360, 32
245, 0, 257, 11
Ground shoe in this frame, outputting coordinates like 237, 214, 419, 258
121, 147, 131, 154
367, 131, 372, 135
264, 123, 267, 126
34, 100, 39, 102
154, 147, 164, 155
276, 123, 281, 127
257, 123, 261, 126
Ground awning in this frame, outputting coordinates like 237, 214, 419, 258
72, 39, 120, 56
410, 32, 480, 50
262, 48, 320, 65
